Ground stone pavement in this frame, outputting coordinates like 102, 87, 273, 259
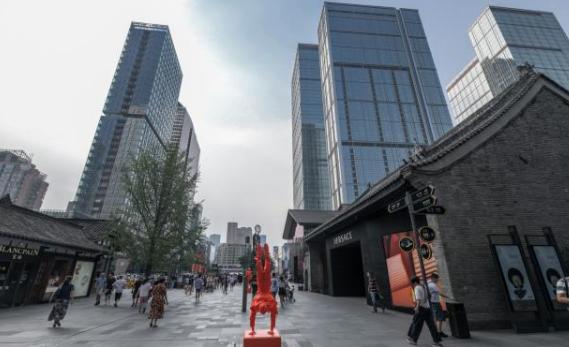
1, 286, 568, 346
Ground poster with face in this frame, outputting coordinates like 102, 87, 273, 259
495, 245, 537, 311
532, 245, 566, 310
71, 261, 95, 297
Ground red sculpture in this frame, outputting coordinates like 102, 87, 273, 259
248, 244, 278, 335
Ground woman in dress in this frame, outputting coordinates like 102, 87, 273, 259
148, 278, 168, 327
48, 276, 74, 328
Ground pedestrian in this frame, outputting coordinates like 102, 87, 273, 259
131, 276, 143, 308
367, 272, 385, 313
104, 272, 115, 305
148, 278, 168, 328
194, 274, 204, 303
407, 276, 443, 346
250, 273, 258, 297
138, 278, 152, 314
271, 273, 279, 298
48, 276, 74, 328
94, 272, 106, 306
113, 275, 127, 307
278, 275, 287, 307
428, 273, 449, 338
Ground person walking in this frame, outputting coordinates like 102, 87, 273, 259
138, 278, 152, 314
94, 272, 106, 306
113, 275, 127, 307
104, 272, 115, 305
48, 276, 74, 328
367, 272, 385, 313
407, 276, 442, 346
148, 278, 168, 328
194, 275, 204, 303
270, 273, 279, 298
278, 275, 287, 307
428, 273, 449, 338
131, 277, 143, 308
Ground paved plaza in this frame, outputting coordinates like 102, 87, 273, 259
1, 287, 568, 347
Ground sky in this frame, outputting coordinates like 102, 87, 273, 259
1, 0, 569, 246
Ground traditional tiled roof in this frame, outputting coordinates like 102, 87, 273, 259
0, 196, 106, 252
283, 209, 340, 240
307, 68, 561, 241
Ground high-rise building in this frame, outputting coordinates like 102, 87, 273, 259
171, 103, 200, 179
69, 22, 183, 218
208, 234, 221, 246
447, 6, 569, 124
0, 150, 48, 210
213, 243, 248, 273
292, 44, 332, 210
259, 234, 267, 246
318, 3, 453, 208
226, 222, 252, 245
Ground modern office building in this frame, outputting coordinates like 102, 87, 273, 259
213, 243, 249, 273
292, 44, 332, 210
171, 103, 200, 179
69, 22, 183, 218
318, 3, 453, 208
226, 222, 252, 245
208, 234, 221, 247
447, 6, 569, 124
0, 150, 49, 210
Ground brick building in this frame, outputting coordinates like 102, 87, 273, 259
302, 68, 569, 330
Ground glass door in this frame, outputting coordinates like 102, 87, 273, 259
13, 262, 37, 306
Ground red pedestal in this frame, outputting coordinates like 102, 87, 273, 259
243, 329, 281, 347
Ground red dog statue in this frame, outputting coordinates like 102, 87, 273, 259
248, 244, 278, 335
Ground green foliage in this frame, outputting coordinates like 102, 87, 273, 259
118, 147, 207, 274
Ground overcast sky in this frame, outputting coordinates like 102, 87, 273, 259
1, 0, 568, 246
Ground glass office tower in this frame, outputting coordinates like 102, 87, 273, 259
69, 22, 182, 218
292, 44, 332, 210
448, 6, 569, 124
318, 3, 452, 208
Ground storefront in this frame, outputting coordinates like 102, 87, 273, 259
0, 197, 106, 308
299, 72, 569, 330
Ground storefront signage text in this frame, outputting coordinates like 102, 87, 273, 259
333, 232, 353, 245
0, 244, 40, 259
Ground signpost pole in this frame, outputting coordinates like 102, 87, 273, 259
405, 191, 431, 299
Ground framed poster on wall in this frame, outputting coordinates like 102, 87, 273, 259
494, 245, 537, 312
532, 245, 566, 310
71, 261, 95, 297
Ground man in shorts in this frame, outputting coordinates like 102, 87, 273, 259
138, 278, 152, 314
94, 272, 106, 306
113, 275, 127, 307
428, 273, 449, 338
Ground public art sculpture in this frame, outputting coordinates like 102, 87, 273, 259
247, 243, 278, 335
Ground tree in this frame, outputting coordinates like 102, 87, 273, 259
118, 147, 205, 274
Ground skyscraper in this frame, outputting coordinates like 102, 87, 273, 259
171, 103, 200, 179
0, 150, 48, 210
69, 22, 182, 218
226, 222, 252, 245
208, 234, 221, 247
447, 6, 569, 124
292, 44, 332, 210
318, 3, 453, 208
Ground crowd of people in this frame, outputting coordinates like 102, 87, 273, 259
182, 273, 239, 303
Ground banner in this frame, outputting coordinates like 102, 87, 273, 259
494, 245, 536, 311
71, 261, 95, 297
532, 245, 566, 310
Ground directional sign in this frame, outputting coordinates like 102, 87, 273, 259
412, 196, 437, 213
419, 226, 436, 243
420, 244, 433, 260
388, 197, 407, 214
415, 206, 446, 215
399, 237, 415, 252
411, 185, 435, 202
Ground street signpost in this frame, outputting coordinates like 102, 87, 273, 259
415, 206, 446, 215
399, 237, 415, 252
420, 244, 433, 260
387, 186, 441, 300
419, 226, 436, 243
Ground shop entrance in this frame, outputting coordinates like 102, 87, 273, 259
330, 242, 365, 296
0, 260, 38, 308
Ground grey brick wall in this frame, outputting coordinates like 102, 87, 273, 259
412, 88, 569, 328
